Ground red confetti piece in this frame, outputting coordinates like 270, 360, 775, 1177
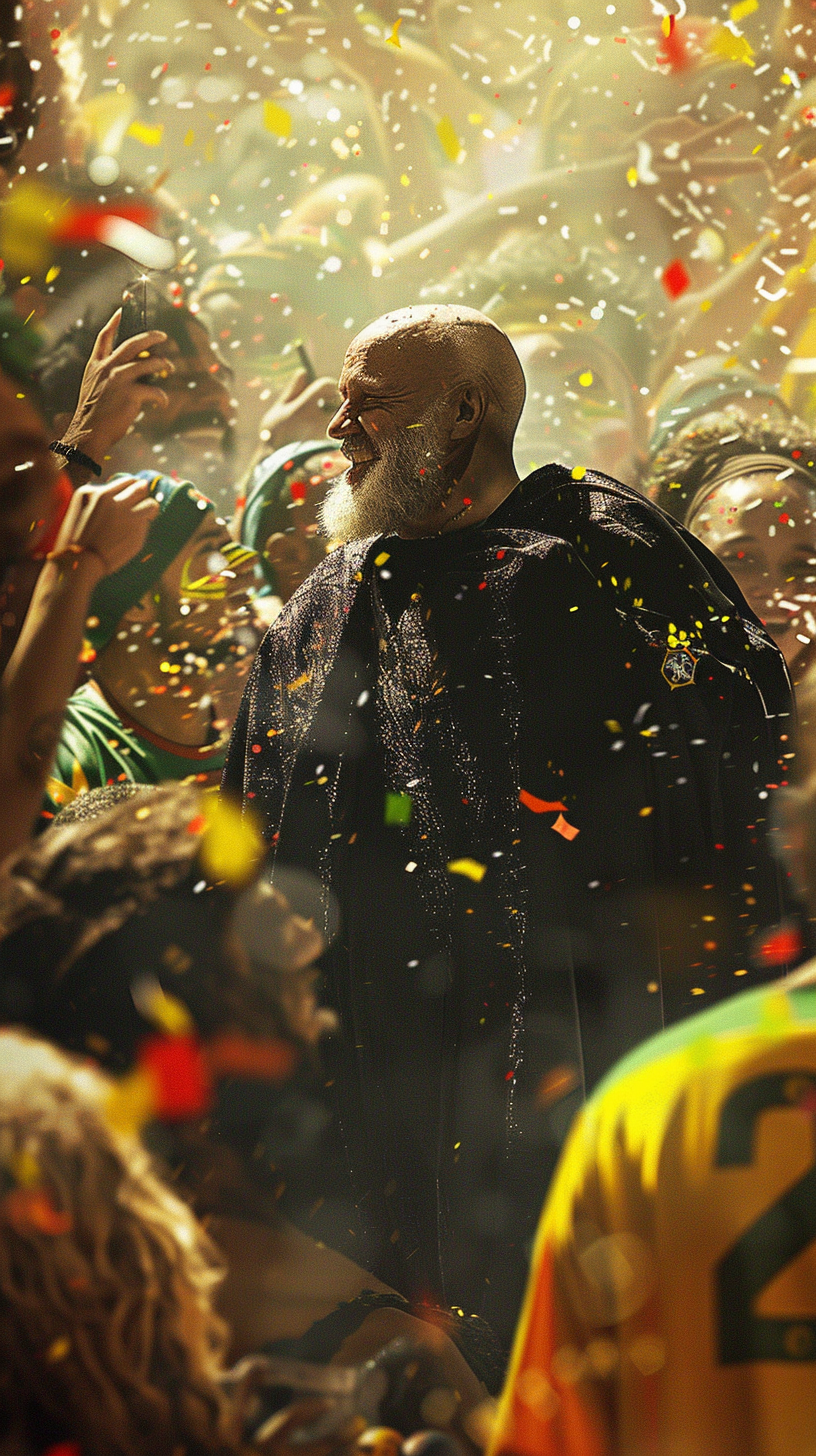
519, 790, 568, 814
755, 924, 803, 966
138, 1035, 211, 1120
290, 481, 307, 502
186, 814, 206, 835
52, 203, 157, 246
662, 258, 691, 298
2, 1188, 73, 1236
207, 1032, 299, 1082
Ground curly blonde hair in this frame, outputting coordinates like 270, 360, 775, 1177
0, 1031, 240, 1456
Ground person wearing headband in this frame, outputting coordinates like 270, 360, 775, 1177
42, 472, 259, 822
240, 441, 347, 607
644, 412, 816, 686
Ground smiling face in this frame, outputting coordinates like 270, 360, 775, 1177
687, 470, 816, 680
324, 333, 457, 540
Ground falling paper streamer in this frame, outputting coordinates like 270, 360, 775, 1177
93, 215, 175, 269
436, 116, 462, 163
519, 790, 568, 813
264, 99, 293, 138
386, 17, 403, 46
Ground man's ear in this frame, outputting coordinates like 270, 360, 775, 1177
450, 385, 487, 440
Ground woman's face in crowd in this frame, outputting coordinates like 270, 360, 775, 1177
263, 449, 346, 602
688, 470, 816, 680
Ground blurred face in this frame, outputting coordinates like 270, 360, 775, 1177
688, 471, 816, 679
513, 332, 639, 482
158, 514, 257, 646
263, 449, 346, 602
109, 321, 235, 502
325, 334, 456, 540
0, 371, 60, 567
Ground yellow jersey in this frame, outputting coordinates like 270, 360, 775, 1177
490, 964, 816, 1456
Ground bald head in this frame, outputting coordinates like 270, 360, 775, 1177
322, 305, 525, 542
349, 304, 526, 446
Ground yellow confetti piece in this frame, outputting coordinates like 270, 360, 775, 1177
183, 128, 195, 147
374, 551, 391, 566
626, 166, 638, 187
700, 299, 712, 312
447, 857, 487, 882
578, 371, 593, 387
468, 112, 483, 125
104, 1067, 156, 1136
10, 1148, 40, 1188
386, 17, 402, 45
287, 671, 310, 692
45, 264, 60, 284
571, 466, 586, 480
707, 25, 755, 64
639, 806, 654, 816
604, 720, 622, 733
400, 173, 411, 187
198, 795, 264, 888
730, 0, 758, 18
46, 1337, 71, 1364
45, 776, 78, 808
436, 115, 462, 163
127, 120, 164, 147
263, 99, 292, 138
133, 980, 192, 1036
661, 13, 673, 34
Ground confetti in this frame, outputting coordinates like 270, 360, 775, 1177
385, 792, 413, 825
2, 1188, 73, 1236
263, 100, 292, 138
519, 790, 568, 813
662, 258, 691, 299
436, 116, 462, 164
707, 25, 755, 65
127, 120, 164, 147
552, 814, 580, 840
386, 17, 403, 46
198, 794, 264, 887
138, 1034, 211, 1120
447, 858, 487, 882
45, 1338, 71, 1364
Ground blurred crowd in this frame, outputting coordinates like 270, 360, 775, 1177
5, 0, 816, 1452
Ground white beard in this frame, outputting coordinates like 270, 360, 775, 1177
319, 402, 453, 543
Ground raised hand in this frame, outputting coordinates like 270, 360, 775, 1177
58, 309, 176, 471
51, 475, 159, 577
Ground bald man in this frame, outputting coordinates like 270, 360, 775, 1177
224, 306, 794, 1354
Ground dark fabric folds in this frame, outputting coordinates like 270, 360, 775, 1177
223, 464, 795, 1350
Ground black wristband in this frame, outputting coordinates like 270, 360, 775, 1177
49, 441, 102, 478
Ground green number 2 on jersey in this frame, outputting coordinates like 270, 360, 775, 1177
716, 1071, 816, 1363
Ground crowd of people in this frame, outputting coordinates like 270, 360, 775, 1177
5, 0, 816, 1451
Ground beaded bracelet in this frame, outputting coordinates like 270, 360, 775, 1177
49, 441, 102, 478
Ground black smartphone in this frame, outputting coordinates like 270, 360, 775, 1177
114, 279, 149, 349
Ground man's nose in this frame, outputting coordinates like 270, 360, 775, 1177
327, 399, 353, 440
